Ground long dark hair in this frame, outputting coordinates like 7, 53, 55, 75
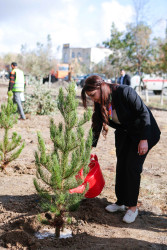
81, 75, 112, 137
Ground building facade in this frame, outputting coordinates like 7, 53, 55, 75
62, 44, 112, 70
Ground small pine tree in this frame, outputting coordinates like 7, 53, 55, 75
0, 91, 25, 171
34, 83, 92, 237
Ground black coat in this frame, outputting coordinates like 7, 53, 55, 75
92, 85, 161, 148
118, 74, 131, 85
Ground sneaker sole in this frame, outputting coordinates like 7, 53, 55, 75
123, 218, 136, 223
123, 211, 138, 223
105, 207, 126, 213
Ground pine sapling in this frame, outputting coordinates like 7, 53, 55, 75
0, 91, 25, 171
34, 83, 92, 237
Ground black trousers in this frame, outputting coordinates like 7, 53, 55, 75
115, 129, 148, 207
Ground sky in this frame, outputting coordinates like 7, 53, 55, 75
0, 0, 167, 58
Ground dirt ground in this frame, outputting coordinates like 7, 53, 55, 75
0, 82, 167, 249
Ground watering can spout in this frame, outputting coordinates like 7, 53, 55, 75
69, 183, 86, 194
69, 154, 105, 198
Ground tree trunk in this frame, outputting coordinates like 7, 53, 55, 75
55, 226, 60, 238
138, 68, 142, 96
40, 77, 43, 85
145, 86, 149, 103
48, 74, 51, 88
25, 75, 29, 86
160, 79, 164, 106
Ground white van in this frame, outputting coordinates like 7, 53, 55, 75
131, 74, 167, 95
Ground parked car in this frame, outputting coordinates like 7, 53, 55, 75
105, 78, 112, 84
131, 74, 167, 95
74, 75, 85, 86
79, 73, 109, 87
111, 77, 119, 84
64, 75, 77, 82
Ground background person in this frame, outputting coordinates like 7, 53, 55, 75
8, 62, 26, 120
118, 69, 131, 85
81, 75, 161, 224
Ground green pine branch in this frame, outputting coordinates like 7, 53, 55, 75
6, 132, 22, 152
8, 142, 25, 163
0, 92, 25, 171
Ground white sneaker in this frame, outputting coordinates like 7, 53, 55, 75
123, 209, 138, 223
105, 203, 126, 213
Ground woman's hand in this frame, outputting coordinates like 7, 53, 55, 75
138, 140, 148, 155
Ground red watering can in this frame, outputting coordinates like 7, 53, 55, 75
69, 154, 105, 198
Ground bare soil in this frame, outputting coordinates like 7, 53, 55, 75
0, 82, 167, 249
